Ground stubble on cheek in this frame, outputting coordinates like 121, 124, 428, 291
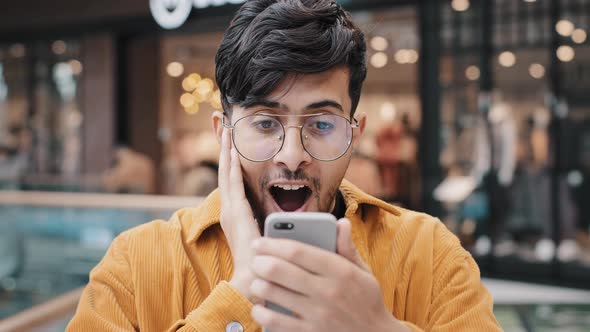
240, 172, 268, 233
321, 179, 340, 213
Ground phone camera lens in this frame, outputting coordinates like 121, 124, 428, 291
274, 223, 294, 230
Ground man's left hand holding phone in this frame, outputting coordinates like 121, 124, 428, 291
218, 127, 409, 332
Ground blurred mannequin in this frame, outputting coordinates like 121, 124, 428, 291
375, 114, 418, 207
177, 132, 220, 197
375, 121, 402, 200
437, 112, 485, 249
486, 100, 517, 186
507, 114, 551, 250
571, 130, 590, 255
103, 147, 156, 194
345, 136, 382, 198
455, 94, 517, 257
480, 97, 517, 255
0, 126, 31, 188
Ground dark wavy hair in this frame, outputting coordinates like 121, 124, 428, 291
215, 0, 367, 118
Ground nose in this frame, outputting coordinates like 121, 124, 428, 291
272, 126, 312, 172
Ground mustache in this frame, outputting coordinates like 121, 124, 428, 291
260, 169, 319, 189
275, 169, 312, 182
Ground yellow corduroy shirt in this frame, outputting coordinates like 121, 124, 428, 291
67, 180, 501, 332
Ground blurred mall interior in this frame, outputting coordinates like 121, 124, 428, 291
0, 0, 590, 331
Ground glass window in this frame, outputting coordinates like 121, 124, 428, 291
438, 0, 590, 285
0, 40, 84, 190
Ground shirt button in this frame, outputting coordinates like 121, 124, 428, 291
226, 321, 244, 332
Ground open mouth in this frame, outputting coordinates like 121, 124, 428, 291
269, 184, 312, 212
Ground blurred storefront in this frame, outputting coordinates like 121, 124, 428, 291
437, 0, 590, 287
0, 0, 419, 198
1, 0, 590, 289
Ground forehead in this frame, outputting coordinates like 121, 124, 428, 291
234, 67, 352, 116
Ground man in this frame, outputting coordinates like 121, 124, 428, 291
67, 1, 501, 331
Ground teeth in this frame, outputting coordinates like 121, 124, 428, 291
273, 184, 305, 190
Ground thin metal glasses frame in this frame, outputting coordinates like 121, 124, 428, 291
222, 112, 360, 162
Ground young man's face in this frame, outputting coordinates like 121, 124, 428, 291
213, 67, 365, 227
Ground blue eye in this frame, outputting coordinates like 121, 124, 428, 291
313, 121, 334, 131
259, 121, 274, 129
252, 119, 280, 131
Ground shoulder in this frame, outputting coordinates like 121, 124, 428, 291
385, 206, 447, 237
365, 202, 440, 235
109, 206, 202, 258
372, 204, 463, 259
342, 179, 453, 249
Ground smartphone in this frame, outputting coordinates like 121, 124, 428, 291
263, 212, 337, 330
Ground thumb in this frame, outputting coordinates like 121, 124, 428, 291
336, 218, 369, 271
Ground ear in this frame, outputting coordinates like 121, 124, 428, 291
351, 112, 366, 149
212, 111, 225, 145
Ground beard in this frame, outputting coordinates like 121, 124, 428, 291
242, 168, 341, 234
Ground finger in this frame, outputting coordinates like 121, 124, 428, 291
251, 255, 319, 296
337, 218, 370, 271
229, 139, 248, 203
218, 128, 231, 202
229, 141, 259, 234
251, 304, 306, 332
252, 237, 352, 276
249, 279, 308, 318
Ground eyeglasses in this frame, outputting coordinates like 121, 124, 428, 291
222, 113, 359, 162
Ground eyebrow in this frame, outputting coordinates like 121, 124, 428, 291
304, 100, 344, 113
241, 99, 287, 110
241, 98, 344, 113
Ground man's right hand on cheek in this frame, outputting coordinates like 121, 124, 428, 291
218, 127, 262, 303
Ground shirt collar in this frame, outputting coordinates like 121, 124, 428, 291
186, 179, 400, 244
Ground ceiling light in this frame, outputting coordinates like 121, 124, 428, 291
556, 45, 575, 62
166, 62, 184, 78
180, 93, 196, 108
394, 49, 410, 64
465, 65, 480, 80
184, 103, 200, 115
370, 36, 389, 52
556, 19, 575, 37
407, 49, 419, 64
195, 78, 214, 96
572, 28, 587, 44
498, 51, 516, 67
451, 0, 470, 12
370, 52, 388, 68
529, 63, 545, 79
182, 75, 199, 92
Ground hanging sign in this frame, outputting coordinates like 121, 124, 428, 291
150, 0, 247, 29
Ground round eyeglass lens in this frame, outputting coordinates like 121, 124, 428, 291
232, 114, 284, 161
302, 114, 353, 161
